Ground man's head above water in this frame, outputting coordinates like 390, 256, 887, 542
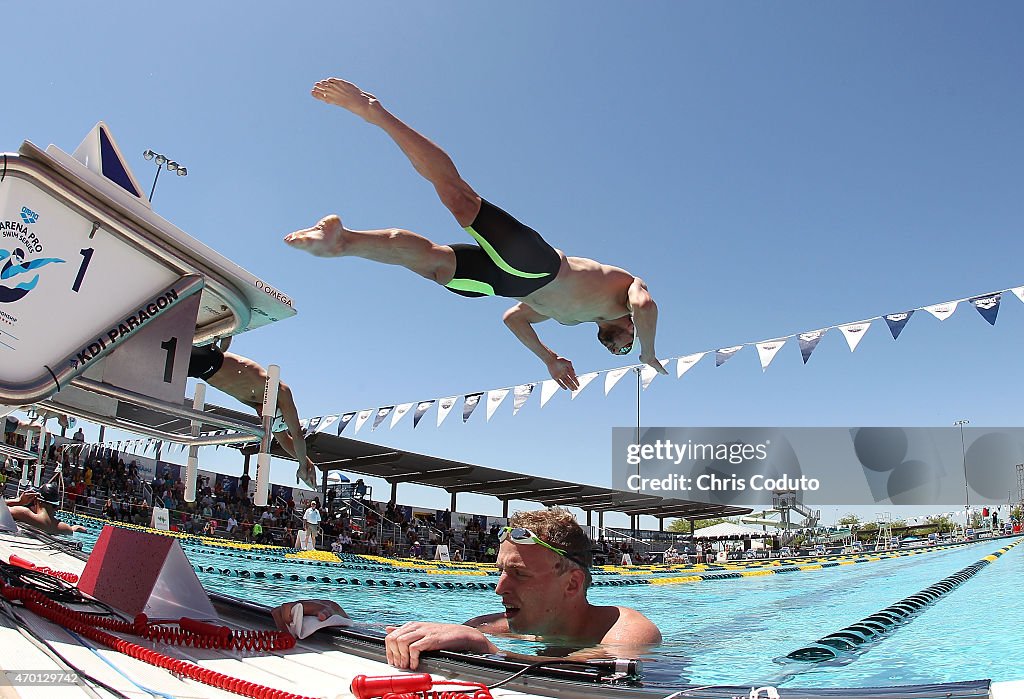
272, 506, 661, 669
494, 508, 596, 636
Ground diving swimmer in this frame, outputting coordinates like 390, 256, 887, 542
284, 77, 668, 391
187, 340, 317, 489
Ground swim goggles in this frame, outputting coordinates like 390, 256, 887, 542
616, 342, 633, 355
498, 526, 587, 568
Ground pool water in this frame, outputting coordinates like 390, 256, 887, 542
72, 525, 1024, 689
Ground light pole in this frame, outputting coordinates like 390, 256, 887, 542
955, 419, 970, 518
143, 149, 188, 201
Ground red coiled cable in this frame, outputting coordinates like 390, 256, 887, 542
1, 584, 309, 699
141, 619, 294, 652
7, 554, 80, 583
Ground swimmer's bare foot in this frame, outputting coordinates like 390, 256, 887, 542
311, 78, 383, 122
284, 215, 347, 257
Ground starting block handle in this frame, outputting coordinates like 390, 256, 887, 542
253, 365, 279, 507
183, 383, 205, 503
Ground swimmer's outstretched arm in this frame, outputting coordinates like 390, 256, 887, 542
502, 303, 580, 391
273, 383, 317, 489
627, 278, 667, 375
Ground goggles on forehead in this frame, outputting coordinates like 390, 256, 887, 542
498, 526, 587, 568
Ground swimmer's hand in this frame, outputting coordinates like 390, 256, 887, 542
640, 353, 668, 376
9, 491, 39, 507
271, 599, 348, 633
384, 621, 499, 670
545, 356, 579, 391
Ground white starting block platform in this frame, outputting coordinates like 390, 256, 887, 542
0, 122, 295, 453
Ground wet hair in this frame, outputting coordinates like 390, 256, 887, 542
509, 507, 593, 589
37, 481, 61, 507
596, 325, 635, 353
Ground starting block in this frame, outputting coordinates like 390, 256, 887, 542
0, 122, 299, 505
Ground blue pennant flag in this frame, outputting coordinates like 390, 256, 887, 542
799, 330, 827, 364
715, 345, 743, 367
970, 294, 1001, 326
413, 400, 435, 429
337, 412, 356, 435
884, 311, 915, 340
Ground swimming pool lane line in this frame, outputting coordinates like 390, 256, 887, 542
72, 514, 1013, 589
782, 537, 1024, 665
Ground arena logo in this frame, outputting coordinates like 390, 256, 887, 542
20, 207, 39, 225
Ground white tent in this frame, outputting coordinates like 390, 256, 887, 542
692, 522, 767, 539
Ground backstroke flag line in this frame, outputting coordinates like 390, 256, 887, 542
303, 283, 1024, 431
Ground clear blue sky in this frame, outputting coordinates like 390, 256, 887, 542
7, 2, 1023, 527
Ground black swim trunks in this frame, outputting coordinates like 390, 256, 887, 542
188, 343, 224, 381
444, 199, 561, 298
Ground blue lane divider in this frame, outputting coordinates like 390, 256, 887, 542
785, 538, 1022, 662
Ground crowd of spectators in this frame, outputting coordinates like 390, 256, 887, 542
4, 433, 659, 563
1, 442, 495, 559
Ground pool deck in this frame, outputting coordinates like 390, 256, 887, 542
0, 527, 535, 699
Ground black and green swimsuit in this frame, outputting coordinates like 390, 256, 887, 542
444, 199, 561, 298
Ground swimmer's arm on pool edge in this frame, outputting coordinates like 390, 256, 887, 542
383, 616, 658, 670
271, 602, 656, 671
502, 303, 579, 391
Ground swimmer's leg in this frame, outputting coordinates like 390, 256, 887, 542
285, 216, 457, 284
311, 77, 482, 227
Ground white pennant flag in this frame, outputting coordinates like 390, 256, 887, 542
486, 388, 510, 421
372, 406, 394, 431
539, 379, 560, 407
923, 301, 959, 321
437, 396, 458, 427
604, 367, 631, 395
391, 402, 414, 429
570, 372, 599, 400
353, 409, 373, 434
755, 339, 787, 372
512, 383, 535, 415
640, 363, 663, 390
676, 352, 706, 378
838, 321, 872, 352
315, 415, 340, 434
1011, 286, 1024, 305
